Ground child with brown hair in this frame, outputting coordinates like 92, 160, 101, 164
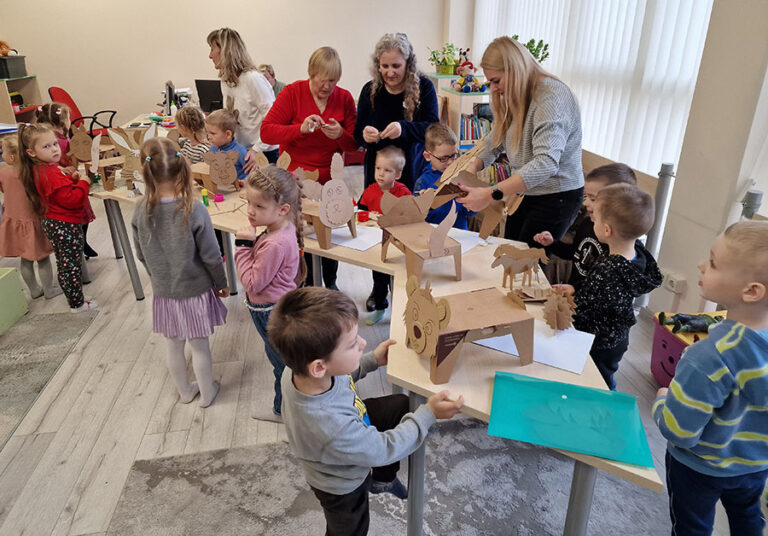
269, 286, 463, 535
654, 221, 768, 536
0, 135, 61, 299
534, 163, 637, 288
555, 183, 662, 389
132, 137, 229, 407
17, 123, 95, 312
234, 165, 307, 422
205, 109, 248, 181
175, 105, 209, 164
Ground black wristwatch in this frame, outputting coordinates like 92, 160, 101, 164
491, 187, 504, 201
235, 238, 255, 248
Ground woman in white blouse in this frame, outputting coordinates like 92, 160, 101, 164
207, 28, 279, 170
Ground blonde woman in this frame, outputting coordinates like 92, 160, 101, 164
207, 28, 278, 170
458, 36, 584, 246
354, 33, 438, 191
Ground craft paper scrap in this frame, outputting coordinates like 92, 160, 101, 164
307, 225, 382, 251
488, 371, 654, 467
447, 227, 484, 254
473, 320, 593, 374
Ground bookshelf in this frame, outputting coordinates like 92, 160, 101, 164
438, 88, 490, 152
0, 75, 42, 124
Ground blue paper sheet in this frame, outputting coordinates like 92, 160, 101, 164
488, 371, 654, 467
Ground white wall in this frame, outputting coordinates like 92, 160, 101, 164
0, 0, 448, 124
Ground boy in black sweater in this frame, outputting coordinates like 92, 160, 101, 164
554, 184, 662, 390
534, 163, 637, 290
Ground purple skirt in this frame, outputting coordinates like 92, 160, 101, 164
153, 288, 228, 339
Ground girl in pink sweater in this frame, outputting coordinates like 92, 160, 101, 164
234, 165, 306, 422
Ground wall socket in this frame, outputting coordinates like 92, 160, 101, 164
661, 269, 687, 294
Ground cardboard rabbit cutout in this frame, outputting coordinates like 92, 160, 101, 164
299, 153, 355, 249
108, 124, 157, 183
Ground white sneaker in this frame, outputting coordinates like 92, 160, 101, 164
71, 299, 98, 313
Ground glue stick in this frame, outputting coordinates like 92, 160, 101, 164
201, 188, 209, 207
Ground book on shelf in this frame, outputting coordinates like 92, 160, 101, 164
459, 113, 492, 142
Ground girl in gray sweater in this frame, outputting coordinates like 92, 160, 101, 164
132, 138, 230, 407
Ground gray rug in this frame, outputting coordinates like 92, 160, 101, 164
0, 311, 98, 447
108, 417, 669, 535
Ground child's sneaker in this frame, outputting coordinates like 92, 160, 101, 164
370, 477, 408, 499
70, 299, 98, 313
366, 309, 386, 325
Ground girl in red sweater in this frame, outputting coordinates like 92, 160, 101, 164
18, 123, 97, 312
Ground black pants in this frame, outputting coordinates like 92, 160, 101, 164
591, 336, 628, 390
263, 148, 279, 163
505, 187, 584, 247
310, 394, 409, 536
370, 271, 390, 310
305, 255, 338, 288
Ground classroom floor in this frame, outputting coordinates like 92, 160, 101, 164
0, 166, 735, 535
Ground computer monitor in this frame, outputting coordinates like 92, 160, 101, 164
195, 79, 223, 113
164, 80, 175, 116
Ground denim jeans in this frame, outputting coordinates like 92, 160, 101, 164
247, 301, 284, 414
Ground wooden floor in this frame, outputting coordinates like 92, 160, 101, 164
0, 175, 734, 535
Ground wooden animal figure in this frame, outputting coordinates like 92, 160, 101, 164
108, 124, 158, 182
543, 290, 576, 331
491, 245, 549, 288
404, 276, 451, 358
68, 124, 93, 165
201, 150, 240, 193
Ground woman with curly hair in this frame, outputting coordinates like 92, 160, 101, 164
207, 28, 279, 170
354, 33, 439, 191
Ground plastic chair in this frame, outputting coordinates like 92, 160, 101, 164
48, 87, 117, 137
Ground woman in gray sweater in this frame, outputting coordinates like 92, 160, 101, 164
458, 36, 584, 246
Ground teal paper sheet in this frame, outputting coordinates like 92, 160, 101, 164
488, 372, 654, 467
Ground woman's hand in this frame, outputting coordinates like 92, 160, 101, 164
456, 184, 492, 212
300, 114, 326, 134
236, 225, 257, 241
320, 118, 343, 140
379, 121, 402, 140
362, 126, 380, 144
243, 149, 260, 173
552, 284, 575, 296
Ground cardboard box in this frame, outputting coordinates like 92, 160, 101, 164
0, 268, 29, 335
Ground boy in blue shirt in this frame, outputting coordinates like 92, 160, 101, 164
414, 123, 474, 230
653, 220, 768, 536
204, 109, 248, 182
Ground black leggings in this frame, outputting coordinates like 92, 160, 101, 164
505, 187, 584, 247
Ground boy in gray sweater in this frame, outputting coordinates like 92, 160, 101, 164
268, 287, 464, 536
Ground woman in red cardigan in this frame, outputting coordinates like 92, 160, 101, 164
261, 46, 359, 288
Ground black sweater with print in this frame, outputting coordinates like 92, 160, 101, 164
573, 241, 662, 349
548, 214, 607, 291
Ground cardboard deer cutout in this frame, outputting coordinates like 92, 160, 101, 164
299, 154, 356, 249
379, 189, 462, 283
543, 290, 576, 331
491, 244, 550, 301
404, 276, 534, 384
430, 142, 524, 239
107, 124, 158, 186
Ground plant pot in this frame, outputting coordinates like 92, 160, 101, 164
436, 64, 454, 75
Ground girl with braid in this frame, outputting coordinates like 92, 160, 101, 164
234, 165, 306, 422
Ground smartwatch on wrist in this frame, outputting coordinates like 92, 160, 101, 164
491, 187, 504, 201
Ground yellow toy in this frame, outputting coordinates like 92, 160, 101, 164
451, 62, 486, 93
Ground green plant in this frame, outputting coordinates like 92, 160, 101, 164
512, 35, 550, 63
427, 43, 459, 66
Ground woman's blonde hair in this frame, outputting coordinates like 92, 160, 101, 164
175, 105, 207, 143
17, 123, 55, 216
245, 166, 307, 285
207, 28, 257, 87
369, 33, 421, 121
34, 103, 71, 133
140, 137, 194, 222
481, 36, 551, 150
308, 47, 342, 81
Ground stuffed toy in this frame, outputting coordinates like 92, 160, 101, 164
451, 61, 486, 93
0, 41, 18, 56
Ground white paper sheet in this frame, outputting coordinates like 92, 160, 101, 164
473, 320, 594, 374
307, 225, 382, 251
447, 228, 486, 254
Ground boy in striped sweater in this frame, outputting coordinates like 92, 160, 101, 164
653, 220, 768, 536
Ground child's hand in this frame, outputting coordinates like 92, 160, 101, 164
362, 126, 380, 144
320, 118, 342, 140
236, 226, 257, 241
380, 121, 402, 140
552, 284, 575, 296
373, 338, 396, 366
656, 387, 668, 398
216, 287, 230, 298
533, 231, 554, 246
426, 390, 464, 419
69, 170, 81, 183
301, 114, 326, 134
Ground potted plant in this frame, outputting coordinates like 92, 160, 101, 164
512, 35, 550, 63
427, 43, 459, 75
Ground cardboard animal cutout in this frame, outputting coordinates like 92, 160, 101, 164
103, 169, 116, 191
543, 290, 576, 331
491, 245, 549, 288
68, 124, 93, 165
405, 276, 534, 384
88, 134, 102, 175
165, 129, 182, 152
108, 124, 158, 181
201, 150, 240, 193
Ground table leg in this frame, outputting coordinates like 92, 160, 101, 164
407, 392, 427, 536
105, 199, 145, 301
312, 255, 322, 288
563, 460, 597, 536
220, 231, 238, 295
102, 199, 123, 259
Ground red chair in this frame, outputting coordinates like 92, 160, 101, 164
48, 86, 116, 137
